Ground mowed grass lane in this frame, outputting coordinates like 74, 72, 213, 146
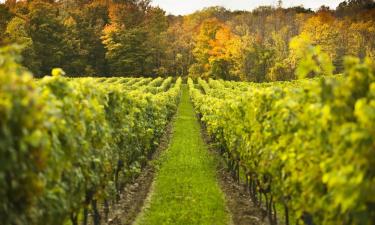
135, 85, 229, 225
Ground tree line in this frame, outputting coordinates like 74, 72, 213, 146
0, 0, 374, 81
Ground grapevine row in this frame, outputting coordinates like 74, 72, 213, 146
189, 57, 375, 225
0, 53, 182, 225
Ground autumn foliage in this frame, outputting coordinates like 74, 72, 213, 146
0, 0, 374, 80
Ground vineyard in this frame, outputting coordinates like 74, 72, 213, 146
1, 47, 375, 225
1, 0, 375, 223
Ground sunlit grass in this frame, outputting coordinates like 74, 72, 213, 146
136, 85, 229, 225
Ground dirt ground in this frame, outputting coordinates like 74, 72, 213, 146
200, 120, 270, 225
216, 163, 269, 225
102, 121, 174, 225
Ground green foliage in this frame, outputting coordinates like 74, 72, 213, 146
102, 27, 149, 76
51, 68, 66, 77
1, 0, 170, 77
0, 46, 182, 225
60, 1, 108, 76
0, 4, 12, 44
0, 45, 44, 225
102, 1, 168, 77
267, 61, 294, 81
242, 39, 275, 82
27, 0, 68, 76
4, 18, 40, 74
188, 56, 375, 225
290, 35, 334, 79
0, 44, 26, 72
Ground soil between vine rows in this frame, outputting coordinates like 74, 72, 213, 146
200, 121, 270, 225
96, 119, 175, 225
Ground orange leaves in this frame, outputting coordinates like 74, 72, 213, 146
102, 23, 118, 34
195, 18, 222, 43
208, 25, 237, 59
192, 18, 239, 78
108, 2, 143, 28
299, 10, 375, 66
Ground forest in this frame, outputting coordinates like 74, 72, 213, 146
1, 0, 374, 81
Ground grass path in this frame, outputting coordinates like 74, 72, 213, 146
135, 85, 229, 225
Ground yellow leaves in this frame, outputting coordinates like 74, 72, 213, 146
192, 18, 239, 79
289, 33, 313, 59
355, 98, 375, 130
51, 68, 65, 77
321, 105, 333, 129
346, 20, 375, 57
209, 25, 239, 61
1, 67, 183, 224
102, 24, 120, 39
289, 34, 334, 79
195, 18, 222, 42
350, 20, 375, 33
297, 11, 375, 65
302, 11, 336, 31
299, 12, 342, 61
322, 162, 365, 213
189, 63, 375, 223
63, 16, 77, 28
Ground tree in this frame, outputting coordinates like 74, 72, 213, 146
267, 26, 294, 81
5, 17, 40, 73
1, 0, 374, 81
102, 25, 148, 76
102, 0, 169, 77
336, 0, 375, 17
27, 0, 68, 76
288, 33, 334, 79
163, 17, 194, 76
347, 20, 375, 59
298, 11, 343, 71
0, 4, 13, 45
190, 18, 238, 79
208, 26, 238, 79
143, 6, 168, 76
61, 0, 109, 76
230, 34, 275, 82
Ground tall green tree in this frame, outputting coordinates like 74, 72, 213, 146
27, 0, 68, 76
143, 7, 168, 76
61, 0, 109, 76
103, 0, 168, 77
0, 4, 13, 45
102, 25, 148, 76
5, 17, 40, 73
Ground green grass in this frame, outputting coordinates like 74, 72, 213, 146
135, 85, 229, 225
